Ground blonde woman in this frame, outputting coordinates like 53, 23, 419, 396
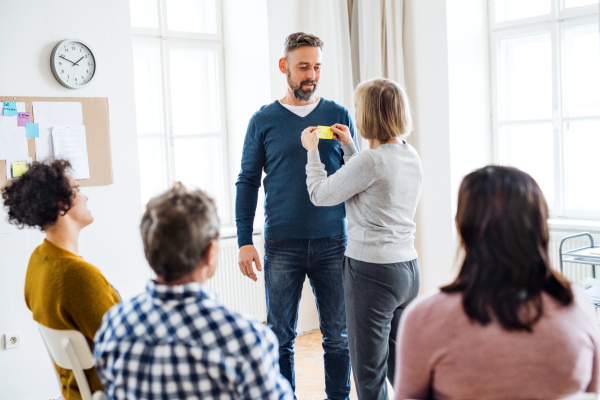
301, 78, 422, 400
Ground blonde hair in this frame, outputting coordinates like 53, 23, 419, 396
354, 78, 413, 142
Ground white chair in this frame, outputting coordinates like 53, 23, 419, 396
38, 324, 108, 400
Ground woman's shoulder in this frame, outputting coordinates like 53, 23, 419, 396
371, 142, 422, 165
544, 284, 594, 315
399, 291, 471, 347
563, 284, 598, 326
62, 257, 108, 287
34, 240, 108, 284
404, 290, 465, 324
346, 148, 378, 167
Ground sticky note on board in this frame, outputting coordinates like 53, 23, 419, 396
17, 112, 31, 127
317, 126, 333, 139
3, 101, 17, 116
26, 123, 39, 137
11, 162, 27, 178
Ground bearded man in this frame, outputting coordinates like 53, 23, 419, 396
235, 32, 358, 400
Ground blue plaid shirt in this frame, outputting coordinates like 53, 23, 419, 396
94, 280, 293, 400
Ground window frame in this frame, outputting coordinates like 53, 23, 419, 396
489, 0, 600, 220
131, 0, 223, 40
131, 0, 233, 225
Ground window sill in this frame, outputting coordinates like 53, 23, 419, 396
223, 221, 600, 236
548, 218, 600, 233
219, 225, 262, 239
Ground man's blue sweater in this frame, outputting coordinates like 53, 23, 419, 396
235, 98, 358, 247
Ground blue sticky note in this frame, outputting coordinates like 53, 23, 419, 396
26, 123, 39, 138
3, 101, 17, 116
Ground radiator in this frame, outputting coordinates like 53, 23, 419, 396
205, 234, 267, 322
150, 232, 593, 321
550, 231, 600, 286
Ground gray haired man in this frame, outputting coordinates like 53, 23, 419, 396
94, 183, 293, 400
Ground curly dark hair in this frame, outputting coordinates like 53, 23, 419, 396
1, 160, 74, 230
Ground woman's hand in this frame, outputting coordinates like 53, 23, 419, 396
301, 126, 320, 150
331, 124, 353, 147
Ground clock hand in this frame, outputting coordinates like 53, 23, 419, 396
59, 55, 76, 65
73, 57, 84, 66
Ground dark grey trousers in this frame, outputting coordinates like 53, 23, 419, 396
342, 256, 420, 400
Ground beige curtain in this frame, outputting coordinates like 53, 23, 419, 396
299, 0, 355, 120
348, 0, 405, 85
348, 0, 406, 148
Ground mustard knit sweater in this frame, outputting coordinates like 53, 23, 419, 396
24, 239, 120, 400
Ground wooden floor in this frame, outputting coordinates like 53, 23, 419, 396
295, 331, 394, 400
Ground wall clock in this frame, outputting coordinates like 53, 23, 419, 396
50, 39, 97, 89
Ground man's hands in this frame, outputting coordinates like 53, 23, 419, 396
238, 244, 262, 282
331, 124, 353, 146
301, 126, 320, 150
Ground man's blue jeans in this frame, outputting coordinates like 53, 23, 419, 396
264, 236, 351, 400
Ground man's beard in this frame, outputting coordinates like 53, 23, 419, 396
287, 71, 318, 101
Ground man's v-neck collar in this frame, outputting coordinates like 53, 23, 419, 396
276, 97, 324, 119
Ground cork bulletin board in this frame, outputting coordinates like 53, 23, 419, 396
0, 96, 113, 187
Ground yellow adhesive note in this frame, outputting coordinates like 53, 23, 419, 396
12, 162, 27, 178
317, 126, 333, 139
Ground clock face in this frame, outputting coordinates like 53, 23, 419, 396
51, 40, 96, 89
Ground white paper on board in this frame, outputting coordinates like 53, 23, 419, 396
0, 102, 28, 161
33, 102, 83, 161
52, 126, 90, 180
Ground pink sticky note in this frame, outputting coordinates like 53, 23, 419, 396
17, 112, 30, 127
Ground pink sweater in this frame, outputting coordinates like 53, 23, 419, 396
394, 287, 600, 400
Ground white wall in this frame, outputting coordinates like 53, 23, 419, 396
222, 0, 272, 232
403, 0, 493, 293
446, 0, 493, 222
403, 0, 456, 293
0, 1, 147, 399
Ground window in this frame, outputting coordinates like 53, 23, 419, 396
489, 0, 600, 219
130, 0, 231, 224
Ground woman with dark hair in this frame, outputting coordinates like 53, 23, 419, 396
2, 160, 119, 400
394, 166, 599, 400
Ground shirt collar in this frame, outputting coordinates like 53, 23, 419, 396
146, 280, 217, 302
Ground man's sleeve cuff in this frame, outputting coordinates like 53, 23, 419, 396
237, 234, 254, 248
